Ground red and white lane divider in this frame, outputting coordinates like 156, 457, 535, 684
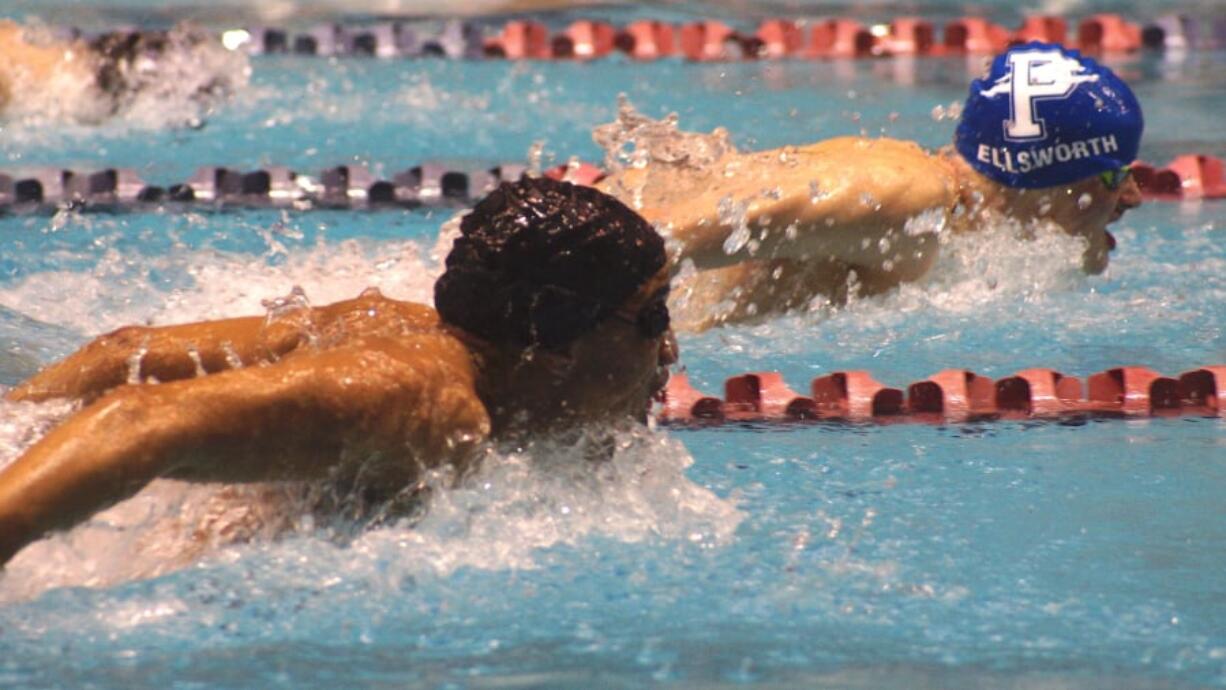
1133, 155, 1226, 200
214, 13, 1225, 61
658, 366, 1226, 424
1, 153, 1221, 215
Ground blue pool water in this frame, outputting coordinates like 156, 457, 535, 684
1, 3, 1225, 688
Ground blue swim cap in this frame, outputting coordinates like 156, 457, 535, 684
955, 42, 1143, 189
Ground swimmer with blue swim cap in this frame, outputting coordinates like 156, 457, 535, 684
598, 42, 1144, 330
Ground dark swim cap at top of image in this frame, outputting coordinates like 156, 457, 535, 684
955, 42, 1143, 189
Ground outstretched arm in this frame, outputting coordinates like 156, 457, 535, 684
601, 137, 956, 284
0, 334, 489, 566
5, 315, 284, 403
6, 289, 437, 404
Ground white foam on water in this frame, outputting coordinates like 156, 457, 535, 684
347, 425, 741, 577
0, 225, 437, 336
0, 415, 740, 603
1, 22, 249, 134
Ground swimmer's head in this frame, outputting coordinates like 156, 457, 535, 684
436, 175, 668, 351
436, 176, 674, 427
955, 42, 1143, 190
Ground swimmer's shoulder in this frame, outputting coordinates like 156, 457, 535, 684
787, 137, 956, 207
315, 291, 479, 380
319, 290, 441, 334
793, 136, 937, 166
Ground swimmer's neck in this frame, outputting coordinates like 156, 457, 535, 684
449, 330, 579, 439
938, 148, 1037, 229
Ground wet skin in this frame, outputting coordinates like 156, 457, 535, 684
0, 276, 676, 566
599, 137, 1142, 330
0, 21, 95, 113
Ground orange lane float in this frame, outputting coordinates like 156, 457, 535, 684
231, 15, 1226, 60
1087, 367, 1181, 416
1134, 155, 1226, 201
995, 368, 1085, 416
552, 20, 616, 60
1077, 14, 1143, 53
752, 19, 805, 59
806, 19, 873, 58
810, 371, 903, 420
1178, 367, 1226, 413
943, 17, 1010, 55
679, 20, 746, 61
542, 161, 607, 186
907, 369, 997, 421
1131, 162, 1183, 199
876, 18, 936, 56
615, 20, 676, 59
659, 372, 725, 421
1013, 16, 1068, 45
483, 20, 550, 59
724, 372, 812, 419
657, 365, 1226, 425
1164, 155, 1226, 200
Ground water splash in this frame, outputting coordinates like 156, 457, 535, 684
1, 22, 249, 130
0, 231, 436, 337
593, 95, 735, 175
592, 96, 737, 212
0, 420, 741, 602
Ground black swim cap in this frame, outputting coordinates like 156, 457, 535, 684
435, 176, 667, 350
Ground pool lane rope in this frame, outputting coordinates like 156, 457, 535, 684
658, 365, 1226, 425
2, 154, 1222, 215
45, 13, 1225, 63
208, 14, 1226, 60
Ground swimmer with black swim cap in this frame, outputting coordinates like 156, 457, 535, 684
598, 42, 1144, 329
0, 177, 676, 566
0, 21, 245, 122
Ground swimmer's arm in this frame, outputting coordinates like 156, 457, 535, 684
5, 316, 291, 404
7, 293, 442, 404
666, 182, 942, 281
617, 140, 956, 283
0, 336, 489, 565
1075, 224, 1112, 275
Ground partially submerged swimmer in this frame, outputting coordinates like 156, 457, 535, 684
597, 42, 1144, 329
0, 21, 245, 122
0, 177, 676, 566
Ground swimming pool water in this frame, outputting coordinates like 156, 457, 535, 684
1, 3, 1225, 688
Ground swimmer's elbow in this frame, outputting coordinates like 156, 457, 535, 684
1080, 232, 1112, 275
1082, 247, 1110, 275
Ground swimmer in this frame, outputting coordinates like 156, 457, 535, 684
0, 21, 245, 122
0, 177, 676, 566
596, 42, 1144, 329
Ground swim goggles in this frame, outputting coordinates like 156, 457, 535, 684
613, 285, 671, 339
1099, 165, 1133, 191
